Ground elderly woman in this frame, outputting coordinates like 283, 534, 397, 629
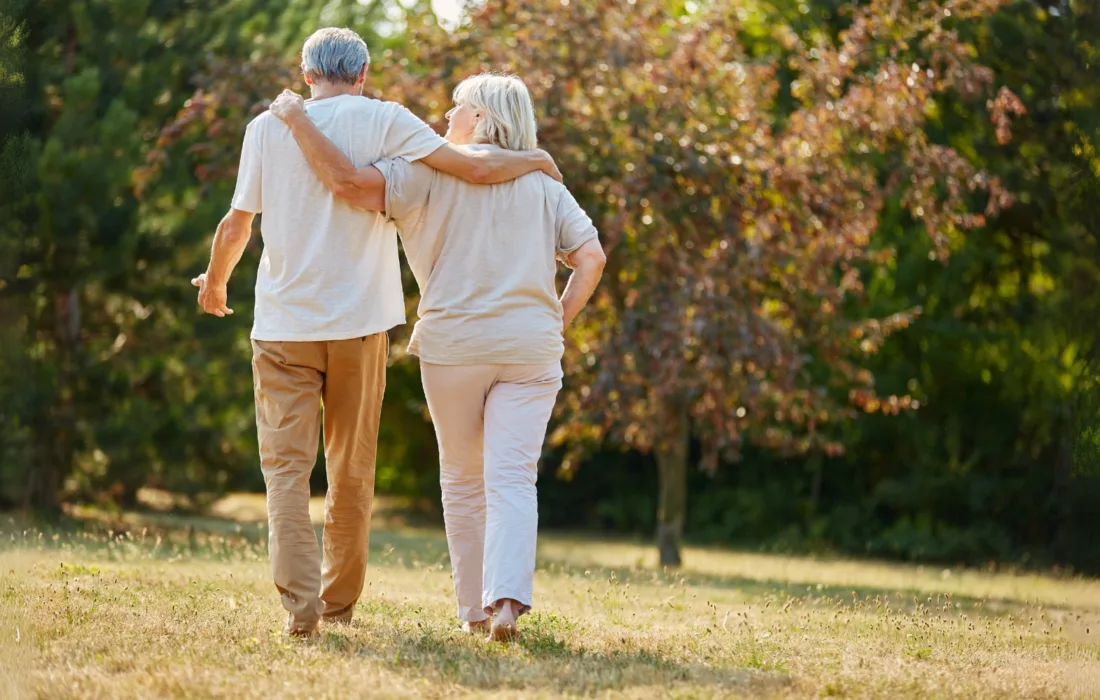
269, 74, 605, 641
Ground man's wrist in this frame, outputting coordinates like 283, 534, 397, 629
204, 271, 229, 288
534, 149, 563, 181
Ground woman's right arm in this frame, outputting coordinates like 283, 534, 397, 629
269, 91, 385, 212
560, 239, 606, 327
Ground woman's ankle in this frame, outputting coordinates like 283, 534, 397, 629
463, 618, 491, 634
490, 601, 519, 642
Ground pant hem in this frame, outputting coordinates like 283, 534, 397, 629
483, 593, 532, 618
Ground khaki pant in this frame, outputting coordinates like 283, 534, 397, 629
252, 334, 387, 633
420, 361, 562, 622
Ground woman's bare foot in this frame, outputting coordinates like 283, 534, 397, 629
462, 619, 491, 636
490, 599, 520, 643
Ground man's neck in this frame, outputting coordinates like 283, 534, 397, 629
308, 82, 361, 102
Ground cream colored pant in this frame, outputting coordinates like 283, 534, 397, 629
252, 335, 387, 633
420, 361, 563, 622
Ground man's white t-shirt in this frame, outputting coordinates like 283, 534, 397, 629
231, 94, 446, 342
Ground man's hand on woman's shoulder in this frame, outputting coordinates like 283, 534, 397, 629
536, 150, 563, 183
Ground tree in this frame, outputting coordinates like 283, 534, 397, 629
826, 0, 1100, 567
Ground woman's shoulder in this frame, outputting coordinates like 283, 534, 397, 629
539, 175, 579, 208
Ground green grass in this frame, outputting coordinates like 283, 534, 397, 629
1, 497, 1099, 698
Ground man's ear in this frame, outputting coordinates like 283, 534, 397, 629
303, 72, 314, 86
356, 65, 368, 87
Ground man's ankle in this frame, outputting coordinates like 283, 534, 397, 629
323, 610, 354, 625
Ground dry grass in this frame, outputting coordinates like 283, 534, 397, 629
2, 496, 1099, 699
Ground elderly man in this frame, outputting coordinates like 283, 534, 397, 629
192, 27, 559, 637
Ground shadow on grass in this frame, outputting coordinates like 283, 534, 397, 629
310, 598, 787, 694
531, 553, 1036, 616
0, 510, 451, 567
0, 510, 1058, 616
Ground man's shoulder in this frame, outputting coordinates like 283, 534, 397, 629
248, 109, 302, 143
323, 95, 406, 120
246, 110, 277, 130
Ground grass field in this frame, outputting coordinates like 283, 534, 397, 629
2, 495, 1099, 699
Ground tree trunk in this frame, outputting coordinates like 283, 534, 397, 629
655, 402, 689, 568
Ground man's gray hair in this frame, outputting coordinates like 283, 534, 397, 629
301, 28, 369, 85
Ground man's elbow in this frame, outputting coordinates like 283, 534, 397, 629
222, 223, 251, 248
220, 211, 254, 244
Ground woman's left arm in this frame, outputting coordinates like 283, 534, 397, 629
269, 91, 386, 211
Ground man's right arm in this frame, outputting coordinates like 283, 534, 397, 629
418, 142, 562, 185
380, 95, 562, 184
193, 116, 262, 317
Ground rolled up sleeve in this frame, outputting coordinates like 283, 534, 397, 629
556, 185, 599, 254
374, 158, 435, 230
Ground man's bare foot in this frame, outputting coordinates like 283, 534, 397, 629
323, 610, 354, 626
490, 599, 520, 643
462, 619, 491, 636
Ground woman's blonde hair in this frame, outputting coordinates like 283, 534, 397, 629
452, 73, 538, 151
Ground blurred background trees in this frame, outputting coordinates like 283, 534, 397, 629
2, 0, 1099, 571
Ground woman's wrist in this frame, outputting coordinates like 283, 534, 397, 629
283, 108, 309, 129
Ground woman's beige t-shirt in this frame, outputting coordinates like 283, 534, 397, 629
374, 146, 599, 366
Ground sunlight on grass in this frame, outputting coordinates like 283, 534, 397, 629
1, 509, 1099, 698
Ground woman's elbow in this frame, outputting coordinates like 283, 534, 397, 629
582, 244, 607, 272
326, 166, 355, 194
466, 162, 493, 185
331, 179, 359, 202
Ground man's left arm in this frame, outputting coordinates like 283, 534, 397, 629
193, 208, 255, 316
193, 115, 261, 317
